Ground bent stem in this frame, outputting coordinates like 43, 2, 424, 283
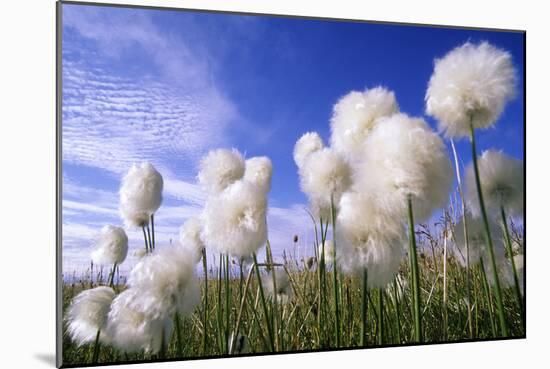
469, 123, 508, 337
231, 266, 254, 354
407, 196, 423, 342
91, 329, 101, 364
141, 226, 149, 253
108, 262, 117, 287
500, 206, 524, 328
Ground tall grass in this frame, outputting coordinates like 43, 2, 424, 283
62, 206, 524, 366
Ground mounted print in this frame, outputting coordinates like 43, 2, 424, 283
56, 1, 526, 367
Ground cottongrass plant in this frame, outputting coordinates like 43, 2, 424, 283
66, 286, 115, 362
106, 246, 200, 356
91, 225, 128, 287
120, 162, 164, 254
199, 149, 274, 353
426, 41, 517, 337
179, 216, 208, 352
464, 149, 524, 323
337, 191, 406, 345
295, 136, 351, 347
355, 112, 453, 342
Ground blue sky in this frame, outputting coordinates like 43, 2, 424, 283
61, 3, 524, 275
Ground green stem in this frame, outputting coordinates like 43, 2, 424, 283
216, 254, 223, 353
330, 195, 341, 347
361, 268, 368, 346
108, 262, 117, 287
174, 312, 183, 357
393, 279, 402, 344
142, 226, 149, 253
407, 197, 423, 342
91, 329, 101, 363
146, 224, 153, 252
201, 248, 208, 355
151, 214, 155, 250
253, 252, 275, 351
451, 138, 473, 339
469, 123, 508, 337
224, 254, 231, 354
500, 206, 524, 328
480, 259, 497, 338
377, 288, 384, 345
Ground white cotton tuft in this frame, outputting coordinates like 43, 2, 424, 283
299, 148, 352, 216
293, 132, 324, 169
336, 192, 406, 288
464, 149, 524, 218
244, 156, 273, 195
452, 213, 500, 268
202, 180, 267, 258
426, 41, 516, 138
66, 286, 115, 346
262, 269, 293, 304
356, 113, 453, 222
198, 148, 245, 194
105, 288, 173, 354
119, 162, 163, 227
91, 225, 129, 265
127, 246, 200, 319
179, 217, 205, 263
318, 240, 336, 264
330, 87, 399, 159
452, 214, 514, 287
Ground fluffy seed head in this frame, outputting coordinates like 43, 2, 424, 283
91, 225, 129, 265
198, 148, 245, 194
293, 132, 324, 169
465, 150, 524, 218
330, 87, 399, 159
452, 213, 499, 267
179, 217, 205, 263
336, 192, 406, 288
452, 214, 514, 286
66, 286, 115, 346
299, 148, 352, 217
202, 180, 267, 258
244, 156, 273, 195
426, 41, 516, 137
127, 246, 200, 319
356, 113, 453, 222
119, 163, 163, 226
105, 288, 173, 354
